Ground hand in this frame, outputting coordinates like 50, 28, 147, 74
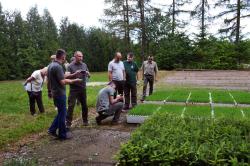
74, 78, 83, 83
86, 71, 91, 78
74, 70, 82, 76
48, 91, 52, 98
117, 94, 124, 101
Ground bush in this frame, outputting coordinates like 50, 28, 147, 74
116, 112, 250, 165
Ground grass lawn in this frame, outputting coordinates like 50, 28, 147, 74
88, 72, 108, 82
0, 80, 103, 149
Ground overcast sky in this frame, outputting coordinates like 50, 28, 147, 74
0, 0, 249, 38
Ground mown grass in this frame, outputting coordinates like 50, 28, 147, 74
88, 72, 108, 82
0, 79, 104, 150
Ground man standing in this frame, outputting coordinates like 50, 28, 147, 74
108, 52, 125, 96
47, 49, 82, 139
123, 53, 139, 110
65, 51, 90, 127
95, 81, 123, 125
141, 56, 158, 101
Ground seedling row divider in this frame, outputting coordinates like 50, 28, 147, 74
209, 92, 215, 118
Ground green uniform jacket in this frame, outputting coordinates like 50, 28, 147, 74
123, 60, 139, 85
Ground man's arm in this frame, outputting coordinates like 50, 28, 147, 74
141, 62, 144, 80
154, 62, 159, 81
60, 78, 82, 85
24, 76, 35, 86
108, 62, 113, 81
123, 70, 126, 81
109, 94, 123, 105
64, 71, 81, 79
108, 71, 112, 81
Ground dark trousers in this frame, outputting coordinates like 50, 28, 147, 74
113, 80, 124, 98
124, 83, 137, 108
96, 102, 123, 122
66, 89, 88, 126
142, 74, 154, 100
49, 95, 67, 139
27, 91, 44, 115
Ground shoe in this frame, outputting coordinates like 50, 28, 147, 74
83, 121, 89, 126
140, 99, 144, 102
47, 130, 58, 137
60, 132, 73, 140
95, 117, 101, 125
123, 106, 129, 110
111, 120, 122, 125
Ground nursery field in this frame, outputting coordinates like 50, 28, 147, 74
146, 88, 250, 104
122, 71, 250, 165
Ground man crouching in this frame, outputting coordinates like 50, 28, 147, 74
96, 81, 123, 125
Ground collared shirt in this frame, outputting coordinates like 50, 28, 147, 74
141, 60, 158, 76
25, 70, 44, 92
47, 61, 65, 97
67, 61, 89, 90
123, 60, 139, 85
108, 60, 124, 81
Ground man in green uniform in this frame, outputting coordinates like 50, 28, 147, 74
123, 53, 139, 110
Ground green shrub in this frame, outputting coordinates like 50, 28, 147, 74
117, 112, 250, 165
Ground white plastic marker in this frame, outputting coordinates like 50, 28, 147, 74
240, 109, 246, 118
209, 92, 215, 118
156, 106, 162, 111
186, 92, 192, 104
229, 92, 237, 106
152, 106, 162, 115
163, 95, 170, 104
181, 107, 186, 118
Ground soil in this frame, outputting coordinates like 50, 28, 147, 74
1, 109, 138, 166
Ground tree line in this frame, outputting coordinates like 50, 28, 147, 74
0, 1, 250, 80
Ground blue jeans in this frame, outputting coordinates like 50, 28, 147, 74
48, 95, 67, 138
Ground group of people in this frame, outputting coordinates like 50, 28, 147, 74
24, 49, 158, 140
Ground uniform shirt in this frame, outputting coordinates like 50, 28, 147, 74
141, 61, 158, 76
123, 60, 139, 85
26, 70, 44, 92
47, 61, 65, 97
96, 86, 115, 112
67, 61, 89, 90
108, 60, 124, 81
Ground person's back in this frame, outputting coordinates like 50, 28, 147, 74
95, 82, 123, 125
96, 86, 115, 112
47, 61, 65, 97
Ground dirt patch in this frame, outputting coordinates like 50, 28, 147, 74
1, 108, 138, 166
